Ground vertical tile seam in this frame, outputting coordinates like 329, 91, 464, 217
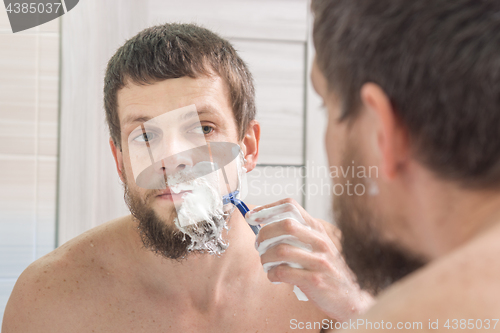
301, 0, 311, 209
33, 30, 40, 260
54, 17, 62, 249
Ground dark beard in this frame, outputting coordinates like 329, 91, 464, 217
333, 150, 427, 296
123, 177, 229, 261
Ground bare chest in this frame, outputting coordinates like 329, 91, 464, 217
75, 286, 326, 333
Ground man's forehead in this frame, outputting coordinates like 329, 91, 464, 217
118, 75, 227, 106
122, 107, 217, 127
117, 76, 231, 127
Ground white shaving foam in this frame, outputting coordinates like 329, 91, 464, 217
246, 203, 310, 228
246, 203, 311, 301
256, 235, 312, 256
165, 152, 247, 256
166, 162, 228, 254
171, 172, 222, 228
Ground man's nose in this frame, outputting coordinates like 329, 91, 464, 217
153, 137, 198, 176
157, 150, 192, 175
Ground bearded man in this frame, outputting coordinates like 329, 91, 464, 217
3, 23, 370, 332
267, 0, 500, 331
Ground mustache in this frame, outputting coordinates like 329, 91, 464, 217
143, 181, 199, 203
136, 163, 216, 191
131, 142, 240, 190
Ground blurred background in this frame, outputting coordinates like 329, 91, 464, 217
0, 0, 331, 321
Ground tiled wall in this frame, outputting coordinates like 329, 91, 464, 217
0, 10, 60, 323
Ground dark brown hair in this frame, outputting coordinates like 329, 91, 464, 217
104, 23, 255, 149
312, 0, 500, 188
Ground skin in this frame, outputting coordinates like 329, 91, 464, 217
2, 74, 341, 332
310, 58, 500, 332
249, 199, 374, 321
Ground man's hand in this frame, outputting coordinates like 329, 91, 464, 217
246, 198, 374, 322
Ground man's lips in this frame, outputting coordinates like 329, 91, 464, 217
156, 188, 192, 200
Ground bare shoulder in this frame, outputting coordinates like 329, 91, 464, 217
331, 224, 500, 332
2, 215, 134, 333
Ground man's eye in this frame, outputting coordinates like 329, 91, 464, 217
133, 132, 156, 142
202, 125, 214, 135
191, 125, 214, 135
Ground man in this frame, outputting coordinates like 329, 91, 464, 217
303, 0, 499, 331
2, 24, 369, 332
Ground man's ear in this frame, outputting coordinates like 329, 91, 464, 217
360, 83, 409, 180
240, 120, 260, 172
109, 138, 125, 183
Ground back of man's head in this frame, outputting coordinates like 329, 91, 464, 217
312, 0, 500, 189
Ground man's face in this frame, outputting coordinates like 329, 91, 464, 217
114, 75, 245, 259
311, 59, 426, 294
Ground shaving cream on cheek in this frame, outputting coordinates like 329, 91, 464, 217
164, 151, 247, 256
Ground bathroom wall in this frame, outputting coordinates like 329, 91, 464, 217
0, 0, 331, 323
0, 11, 60, 324
57, 0, 331, 246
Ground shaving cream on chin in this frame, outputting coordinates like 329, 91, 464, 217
173, 174, 224, 228
169, 164, 229, 255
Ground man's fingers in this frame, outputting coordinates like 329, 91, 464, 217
246, 201, 305, 226
260, 243, 337, 274
266, 262, 306, 285
256, 234, 313, 257
256, 218, 309, 245
266, 260, 328, 293
247, 199, 324, 231
248, 197, 299, 214
276, 198, 324, 231
256, 218, 339, 255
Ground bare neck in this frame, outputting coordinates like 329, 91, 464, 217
407, 175, 500, 259
126, 210, 261, 309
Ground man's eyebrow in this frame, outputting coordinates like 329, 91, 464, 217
182, 109, 213, 120
123, 115, 151, 126
123, 108, 217, 126
182, 110, 200, 120
196, 105, 223, 118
